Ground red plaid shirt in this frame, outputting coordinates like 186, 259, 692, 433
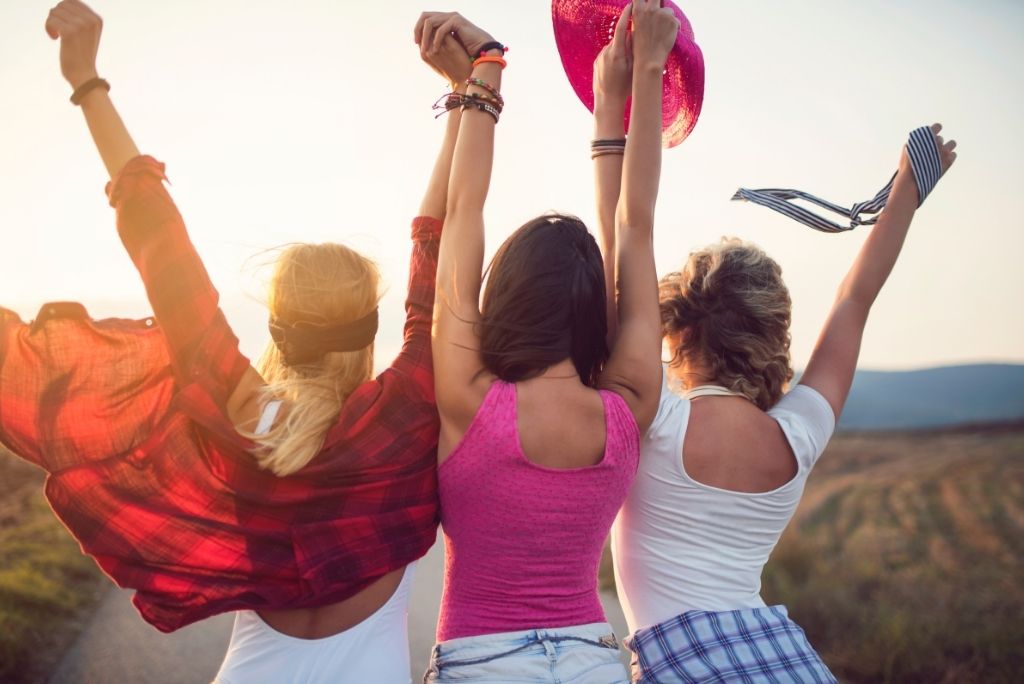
0, 156, 441, 632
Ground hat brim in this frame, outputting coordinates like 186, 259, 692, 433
553, 0, 705, 148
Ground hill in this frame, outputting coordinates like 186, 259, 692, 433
834, 364, 1024, 430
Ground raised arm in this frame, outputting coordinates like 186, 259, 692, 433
46, 0, 138, 178
597, 0, 677, 432
418, 13, 502, 440
388, 27, 474, 391
48, 1, 253, 417
800, 124, 957, 418
592, 6, 633, 345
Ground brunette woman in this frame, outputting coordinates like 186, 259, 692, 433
420, 3, 676, 681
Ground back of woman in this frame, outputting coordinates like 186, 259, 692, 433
613, 371, 834, 622
424, 4, 675, 681
438, 377, 638, 639
608, 124, 957, 683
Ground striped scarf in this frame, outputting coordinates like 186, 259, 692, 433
732, 126, 942, 233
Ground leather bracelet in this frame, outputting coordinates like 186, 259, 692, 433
70, 77, 110, 106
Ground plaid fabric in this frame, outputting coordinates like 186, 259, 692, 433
0, 156, 441, 632
626, 606, 837, 684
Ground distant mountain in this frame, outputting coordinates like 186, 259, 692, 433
836, 364, 1024, 430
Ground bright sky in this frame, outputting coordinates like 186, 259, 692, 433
1, 0, 1022, 371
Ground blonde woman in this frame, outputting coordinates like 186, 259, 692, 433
602, 119, 956, 679
0, 2, 474, 681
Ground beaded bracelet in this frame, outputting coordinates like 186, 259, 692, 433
466, 77, 504, 108
472, 54, 507, 70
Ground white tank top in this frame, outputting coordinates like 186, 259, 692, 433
610, 368, 835, 635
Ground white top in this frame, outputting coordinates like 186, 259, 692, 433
215, 562, 417, 684
610, 369, 835, 635
255, 399, 283, 436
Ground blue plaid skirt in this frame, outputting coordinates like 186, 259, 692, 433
625, 606, 837, 683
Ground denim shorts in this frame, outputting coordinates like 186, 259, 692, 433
423, 622, 628, 683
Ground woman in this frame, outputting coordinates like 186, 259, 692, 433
0, 2, 473, 681
420, 2, 674, 681
605, 114, 957, 681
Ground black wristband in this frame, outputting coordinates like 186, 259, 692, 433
70, 77, 110, 106
478, 41, 507, 55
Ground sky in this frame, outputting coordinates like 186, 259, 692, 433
1, 0, 1022, 371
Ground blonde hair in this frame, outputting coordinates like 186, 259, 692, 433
660, 237, 793, 410
250, 243, 381, 476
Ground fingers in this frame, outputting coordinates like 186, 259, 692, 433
612, 3, 632, 46
944, 139, 957, 152
46, 1, 100, 39
432, 16, 459, 54
45, 7, 75, 39
931, 122, 942, 135
415, 11, 446, 45
45, 11, 62, 39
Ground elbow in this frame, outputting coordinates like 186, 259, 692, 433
615, 208, 654, 237
834, 286, 873, 320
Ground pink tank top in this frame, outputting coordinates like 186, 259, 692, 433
436, 380, 640, 641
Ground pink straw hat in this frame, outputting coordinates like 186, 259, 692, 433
552, 0, 705, 148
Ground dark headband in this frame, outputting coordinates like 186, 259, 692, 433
269, 308, 379, 366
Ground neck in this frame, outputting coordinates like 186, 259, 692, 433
534, 358, 582, 382
667, 364, 717, 391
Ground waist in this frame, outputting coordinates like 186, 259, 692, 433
438, 582, 606, 641
258, 564, 412, 638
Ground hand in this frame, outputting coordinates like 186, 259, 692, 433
900, 122, 958, 176
594, 4, 633, 107
45, 0, 102, 90
630, 0, 679, 71
415, 11, 495, 59
420, 32, 473, 88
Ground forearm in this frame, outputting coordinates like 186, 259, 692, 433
437, 59, 501, 315
594, 100, 626, 342
79, 88, 141, 179
419, 84, 466, 219
836, 170, 918, 308
617, 63, 661, 231
445, 62, 501, 218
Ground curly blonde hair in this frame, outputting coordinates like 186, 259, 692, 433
659, 238, 793, 410
249, 243, 381, 476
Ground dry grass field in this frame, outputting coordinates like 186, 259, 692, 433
0, 449, 106, 684
600, 423, 1024, 683
3, 423, 1022, 683
761, 424, 1024, 683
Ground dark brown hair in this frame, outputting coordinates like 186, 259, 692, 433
660, 238, 793, 410
478, 214, 608, 387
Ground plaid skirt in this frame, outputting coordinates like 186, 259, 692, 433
625, 605, 837, 683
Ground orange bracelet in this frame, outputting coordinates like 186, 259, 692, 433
472, 54, 507, 70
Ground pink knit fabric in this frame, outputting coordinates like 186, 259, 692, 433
436, 380, 640, 641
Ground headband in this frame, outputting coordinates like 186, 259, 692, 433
269, 308, 379, 366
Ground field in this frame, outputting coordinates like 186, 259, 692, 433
3, 424, 1022, 683
763, 424, 1024, 682
0, 448, 106, 684
603, 423, 1024, 683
